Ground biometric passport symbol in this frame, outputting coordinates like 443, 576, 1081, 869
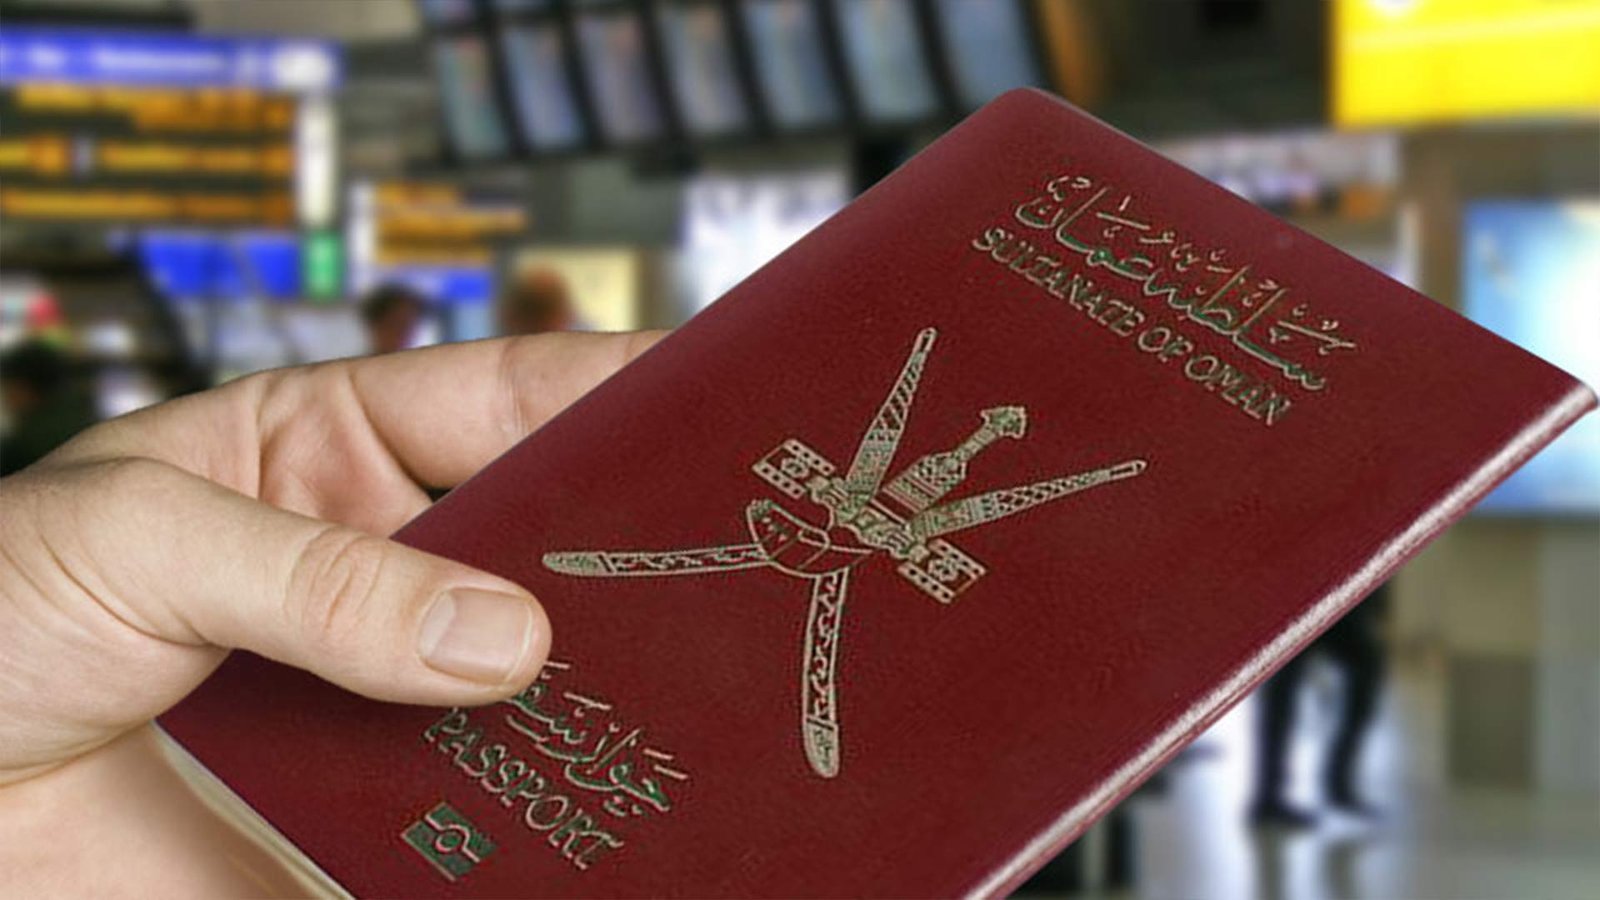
543, 327, 1149, 778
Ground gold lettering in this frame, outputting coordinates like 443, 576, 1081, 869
1184, 355, 1222, 381
1022, 254, 1061, 284
1109, 308, 1146, 337
1158, 335, 1195, 363
458, 742, 506, 779
1006, 241, 1043, 272
1094, 299, 1132, 326
1198, 361, 1250, 396
1254, 392, 1293, 426
423, 708, 468, 742
970, 226, 1010, 251
548, 810, 626, 871
437, 725, 482, 763
989, 236, 1031, 265
1229, 382, 1269, 411
1066, 276, 1110, 317
1136, 325, 1173, 352
523, 787, 571, 831
979, 173, 1336, 426
503, 769, 548, 806
483, 759, 529, 799
1042, 266, 1077, 298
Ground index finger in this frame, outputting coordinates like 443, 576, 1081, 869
339, 330, 665, 488
55, 330, 664, 496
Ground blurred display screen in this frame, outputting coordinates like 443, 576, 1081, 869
574, 9, 665, 143
140, 231, 244, 300
347, 181, 511, 310
932, 0, 1040, 109
0, 29, 330, 228
0, 26, 340, 93
1334, 0, 1600, 126
418, 0, 477, 26
500, 24, 587, 150
239, 231, 302, 298
743, 0, 842, 130
831, 0, 940, 124
0, 83, 299, 227
1463, 200, 1600, 516
657, 2, 750, 138
680, 170, 849, 312
138, 230, 304, 301
431, 36, 512, 159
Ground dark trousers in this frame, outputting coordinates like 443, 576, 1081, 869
1254, 584, 1389, 807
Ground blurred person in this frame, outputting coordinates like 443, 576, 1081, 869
359, 282, 429, 355
1250, 582, 1391, 828
498, 266, 577, 336
0, 340, 98, 477
0, 330, 660, 894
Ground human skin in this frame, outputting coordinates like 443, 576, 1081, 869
0, 331, 660, 895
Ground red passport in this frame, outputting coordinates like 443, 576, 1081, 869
160, 89, 1595, 897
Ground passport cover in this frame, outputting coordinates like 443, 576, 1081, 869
159, 89, 1595, 898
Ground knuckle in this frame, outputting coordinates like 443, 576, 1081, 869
220, 368, 278, 405
231, 366, 304, 422
77, 456, 183, 503
497, 334, 544, 438
288, 527, 390, 649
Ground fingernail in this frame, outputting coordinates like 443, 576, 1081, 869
418, 589, 535, 684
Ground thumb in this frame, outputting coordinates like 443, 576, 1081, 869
33, 457, 550, 708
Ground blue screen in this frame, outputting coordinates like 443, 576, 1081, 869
575, 11, 665, 143
658, 2, 750, 137
139, 231, 303, 301
1462, 200, 1600, 516
238, 232, 301, 299
744, 0, 841, 130
501, 24, 586, 150
832, 0, 939, 124
934, 0, 1041, 109
433, 36, 512, 159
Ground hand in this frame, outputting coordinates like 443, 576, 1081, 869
0, 332, 659, 895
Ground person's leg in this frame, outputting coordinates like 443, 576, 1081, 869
1322, 609, 1386, 813
1250, 655, 1316, 827
1106, 804, 1136, 889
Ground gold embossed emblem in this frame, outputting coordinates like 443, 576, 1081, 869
543, 327, 1148, 778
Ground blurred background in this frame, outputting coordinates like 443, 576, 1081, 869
0, 0, 1595, 897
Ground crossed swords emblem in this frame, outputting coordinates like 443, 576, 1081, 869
543, 327, 1149, 777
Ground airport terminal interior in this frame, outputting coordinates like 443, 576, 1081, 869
0, 1, 1596, 897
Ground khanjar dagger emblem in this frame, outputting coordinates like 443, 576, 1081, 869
542, 327, 1148, 778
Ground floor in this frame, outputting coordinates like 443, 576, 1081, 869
1047, 652, 1600, 900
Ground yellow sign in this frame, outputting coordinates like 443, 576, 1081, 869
0, 137, 71, 175
1334, 0, 1600, 126
0, 187, 293, 224
0, 136, 292, 178
14, 83, 295, 132
369, 180, 529, 268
